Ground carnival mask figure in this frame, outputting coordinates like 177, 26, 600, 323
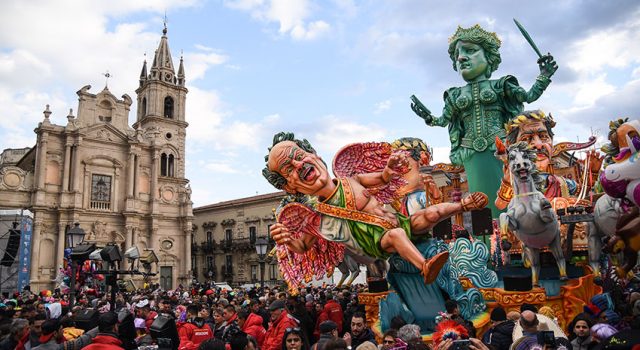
262, 132, 488, 289
411, 24, 558, 217
601, 119, 640, 207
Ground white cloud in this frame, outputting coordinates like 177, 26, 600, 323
186, 51, 228, 81
566, 17, 640, 73
572, 74, 616, 106
194, 44, 214, 51
374, 99, 391, 114
312, 115, 387, 156
185, 86, 280, 152
204, 162, 240, 173
223, 0, 330, 40
290, 20, 330, 40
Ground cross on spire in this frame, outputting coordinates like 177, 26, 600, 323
163, 12, 168, 35
103, 71, 111, 88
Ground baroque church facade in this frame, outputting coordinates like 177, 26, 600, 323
0, 27, 192, 291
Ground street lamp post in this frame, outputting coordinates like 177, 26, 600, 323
254, 237, 268, 289
66, 223, 86, 309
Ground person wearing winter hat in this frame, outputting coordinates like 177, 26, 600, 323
263, 299, 299, 350
482, 307, 515, 350
313, 321, 338, 350
590, 323, 618, 343
568, 314, 596, 350
135, 299, 157, 332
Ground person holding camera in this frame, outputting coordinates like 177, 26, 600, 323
510, 311, 571, 350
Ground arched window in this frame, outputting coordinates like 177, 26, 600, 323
164, 96, 174, 118
168, 154, 175, 177
141, 97, 147, 117
160, 153, 168, 176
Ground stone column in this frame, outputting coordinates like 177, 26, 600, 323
29, 220, 42, 286
185, 227, 192, 277
72, 137, 83, 192
133, 154, 139, 199
56, 222, 66, 271
62, 140, 72, 191
150, 228, 158, 275
125, 226, 133, 251
83, 169, 91, 209
127, 152, 135, 197
150, 150, 159, 202
36, 133, 49, 189
132, 227, 138, 248
113, 168, 120, 212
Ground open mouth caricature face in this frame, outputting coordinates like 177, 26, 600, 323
268, 141, 331, 197
516, 120, 553, 172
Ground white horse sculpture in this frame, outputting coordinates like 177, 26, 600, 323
499, 142, 567, 287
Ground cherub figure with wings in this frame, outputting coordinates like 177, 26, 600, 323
262, 132, 489, 289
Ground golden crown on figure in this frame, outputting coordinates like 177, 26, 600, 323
448, 24, 502, 47
505, 110, 556, 135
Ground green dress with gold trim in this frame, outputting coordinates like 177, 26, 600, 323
427, 75, 550, 217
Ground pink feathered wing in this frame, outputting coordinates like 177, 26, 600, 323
332, 142, 408, 204
275, 202, 345, 290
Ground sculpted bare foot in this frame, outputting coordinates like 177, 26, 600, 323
421, 251, 449, 284
461, 192, 489, 212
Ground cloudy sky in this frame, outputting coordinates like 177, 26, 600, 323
1, 0, 638, 207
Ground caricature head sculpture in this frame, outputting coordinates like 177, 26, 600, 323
505, 110, 556, 173
448, 24, 502, 81
263, 132, 330, 196
391, 137, 433, 166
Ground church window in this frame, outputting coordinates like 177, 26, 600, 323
160, 153, 168, 176
168, 154, 175, 177
160, 153, 176, 177
164, 96, 174, 118
141, 97, 147, 117
90, 174, 112, 210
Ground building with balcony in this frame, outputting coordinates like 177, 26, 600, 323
192, 192, 284, 286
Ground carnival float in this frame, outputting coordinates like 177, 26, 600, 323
261, 20, 640, 342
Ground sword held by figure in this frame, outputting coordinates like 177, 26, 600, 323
513, 18, 558, 78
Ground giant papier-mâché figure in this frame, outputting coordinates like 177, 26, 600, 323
411, 24, 558, 217
498, 142, 567, 287
495, 110, 606, 278
262, 132, 489, 289
600, 118, 640, 278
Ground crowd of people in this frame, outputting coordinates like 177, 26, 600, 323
0, 278, 638, 350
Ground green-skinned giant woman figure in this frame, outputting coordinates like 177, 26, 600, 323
411, 24, 558, 217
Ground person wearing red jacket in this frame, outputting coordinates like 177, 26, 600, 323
82, 312, 124, 350
323, 297, 343, 334
177, 304, 214, 350
262, 300, 299, 350
238, 310, 266, 348
313, 304, 328, 341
